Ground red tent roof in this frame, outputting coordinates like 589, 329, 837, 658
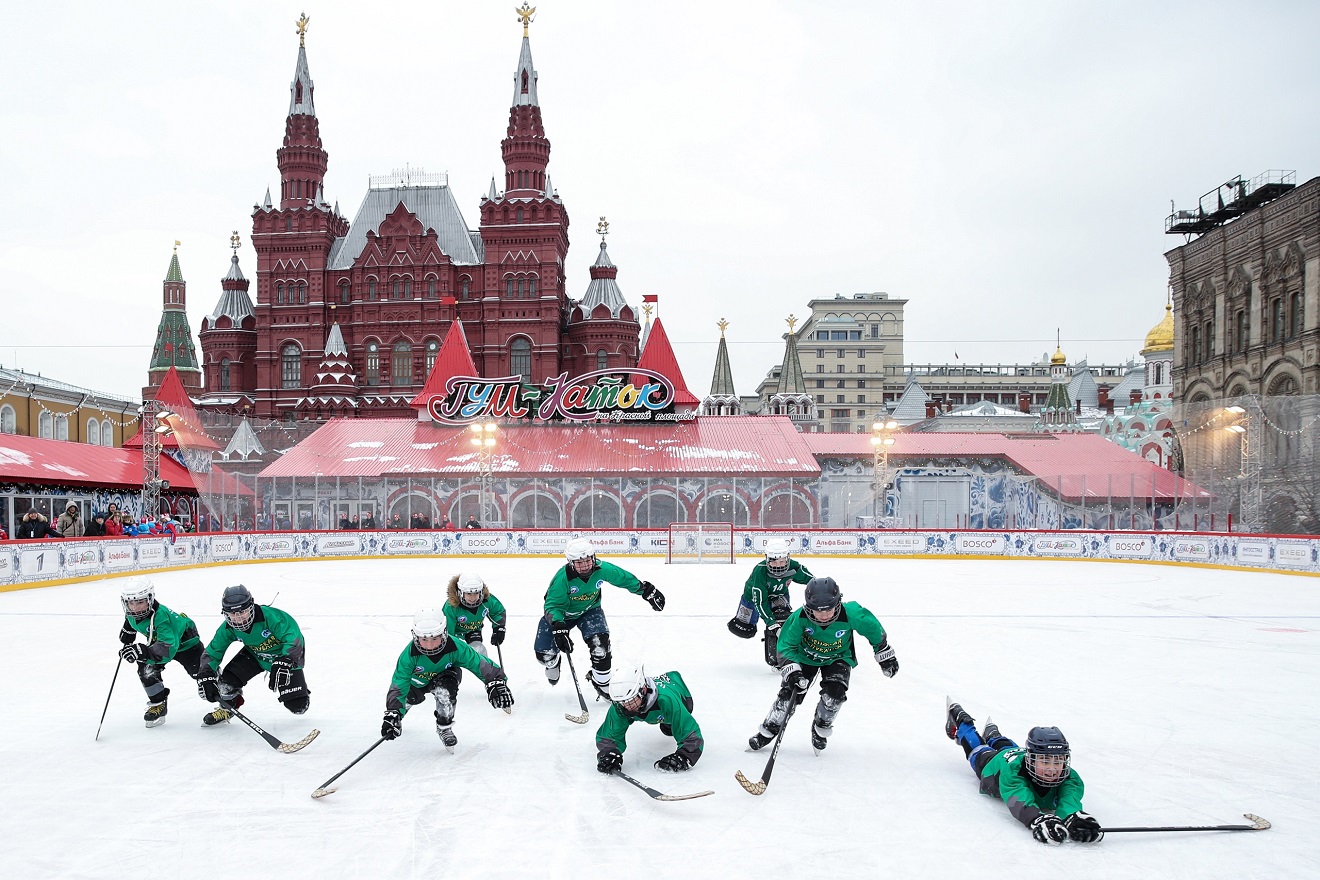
411, 320, 478, 412
635, 318, 699, 407
125, 366, 220, 452
803, 431, 1206, 502
0, 434, 196, 491
259, 415, 819, 478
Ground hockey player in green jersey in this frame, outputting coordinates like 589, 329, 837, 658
116, 577, 202, 727
748, 576, 899, 754
444, 572, 507, 657
380, 608, 514, 751
945, 700, 1102, 844
595, 659, 703, 775
196, 585, 310, 726
534, 538, 665, 699
726, 538, 813, 667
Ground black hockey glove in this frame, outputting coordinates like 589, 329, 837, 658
639, 582, 665, 612
269, 657, 295, 691
489, 625, 506, 647
485, 679, 514, 709
118, 621, 138, 645
653, 752, 692, 773
874, 638, 899, 678
1030, 814, 1068, 845
1064, 812, 1103, 843
551, 620, 574, 653
198, 669, 221, 703
780, 662, 808, 693
727, 617, 757, 639
381, 709, 403, 741
597, 751, 623, 775
118, 643, 146, 664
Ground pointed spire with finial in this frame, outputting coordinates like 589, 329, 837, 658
709, 318, 737, 398
776, 314, 807, 394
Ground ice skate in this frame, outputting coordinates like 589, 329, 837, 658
945, 697, 974, 740
202, 693, 244, 726
544, 656, 561, 686
811, 722, 829, 754
437, 724, 458, 753
981, 717, 1001, 743
748, 727, 776, 751
144, 695, 168, 728
588, 670, 610, 701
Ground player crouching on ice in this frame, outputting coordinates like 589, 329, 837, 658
596, 659, 703, 775
117, 577, 203, 727
535, 538, 665, 699
945, 700, 1102, 845
748, 576, 898, 754
381, 608, 514, 752
196, 585, 310, 725
444, 572, 507, 656
727, 538, 813, 668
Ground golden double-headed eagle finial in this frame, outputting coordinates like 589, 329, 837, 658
786, 314, 798, 334
230, 231, 241, 252
296, 12, 310, 47
516, 4, 536, 37
718, 319, 729, 337
597, 216, 609, 238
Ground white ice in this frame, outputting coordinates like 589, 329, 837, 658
1, 557, 1314, 879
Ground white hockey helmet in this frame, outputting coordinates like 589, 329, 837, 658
457, 572, 485, 605
120, 577, 156, 621
607, 657, 651, 716
764, 538, 792, 577
565, 538, 598, 574
412, 608, 448, 655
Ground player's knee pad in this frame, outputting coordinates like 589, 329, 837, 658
137, 663, 163, 688
821, 679, 849, 703
586, 632, 610, 660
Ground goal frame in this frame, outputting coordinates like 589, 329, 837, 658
666, 522, 735, 564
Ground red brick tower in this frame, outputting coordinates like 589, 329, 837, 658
198, 232, 258, 401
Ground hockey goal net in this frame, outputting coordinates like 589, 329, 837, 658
666, 522, 735, 564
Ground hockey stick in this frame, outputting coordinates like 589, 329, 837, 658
563, 651, 590, 724
612, 769, 714, 801
311, 736, 387, 799
1101, 814, 1271, 833
735, 693, 798, 796
223, 701, 320, 753
495, 643, 511, 715
95, 657, 123, 741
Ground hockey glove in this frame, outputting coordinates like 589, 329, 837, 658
1030, 814, 1068, 845
269, 657, 295, 691
780, 662, 808, 693
1064, 812, 1103, 843
874, 638, 899, 678
597, 751, 623, 775
640, 582, 665, 612
727, 617, 757, 639
197, 669, 221, 703
118, 621, 138, 645
118, 643, 146, 664
489, 625, 506, 647
485, 679, 514, 709
551, 620, 574, 653
654, 752, 693, 773
381, 709, 403, 741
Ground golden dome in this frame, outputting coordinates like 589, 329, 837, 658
1142, 304, 1174, 354
1050, 346, 1066, 366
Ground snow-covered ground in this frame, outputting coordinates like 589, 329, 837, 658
1, 556, 1313, 879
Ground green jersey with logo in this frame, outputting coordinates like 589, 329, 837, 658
444, 593, 507, 640
385, 636, 505, 715
595, 671, 702, 763
201, 605, 305, 673
543, 559, 643, 624
740, 559, 814, 623
979, 746, 1087, 827
777, 601, 887, 667
125, 602, 200, 665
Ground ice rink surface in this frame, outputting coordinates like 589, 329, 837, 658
1, 555, 1314, 879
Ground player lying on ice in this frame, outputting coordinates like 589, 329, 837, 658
595, 659, 703, 775
946, 700, 1102, 844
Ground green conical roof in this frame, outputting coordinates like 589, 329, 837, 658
165, 252, 183, 282
149, 311, 200, 372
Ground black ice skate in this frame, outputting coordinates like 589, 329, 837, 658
981, 717, 1001, 743
144, 694, 168, 728
587, 671, 610, 701
945, 698, 974, 741
748, 727, 776, 751
811, 722, 829, 754
202, 693, 244, 726
437, 725, 458, 754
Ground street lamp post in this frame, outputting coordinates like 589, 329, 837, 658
469, 421, 498, 525
870, 419, 898, 522
1224, 403, 1261, 532
139, 401, 175, 520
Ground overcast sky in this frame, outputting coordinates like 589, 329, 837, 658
2, 1, 1316, 404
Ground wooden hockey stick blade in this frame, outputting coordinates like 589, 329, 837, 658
615, 770, 713, 801
277, 728, 321, 753
503, 707, 512, 715
564, 709, 589, 724
655, 789, 715, 801
310, 787, 336, 799
734, 770, 767, 796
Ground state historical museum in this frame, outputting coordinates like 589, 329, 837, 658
197, 16, 640, 420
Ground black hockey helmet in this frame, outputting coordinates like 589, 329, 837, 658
1024, 726, 1071, 786
803, 577, 842, 624
221, 584, 256, 632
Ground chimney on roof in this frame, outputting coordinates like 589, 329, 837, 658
1018, 393, 1031, 413
1097, 384, 1110, 408
926, 402, 938, 419
1130, 389, 1142, 406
